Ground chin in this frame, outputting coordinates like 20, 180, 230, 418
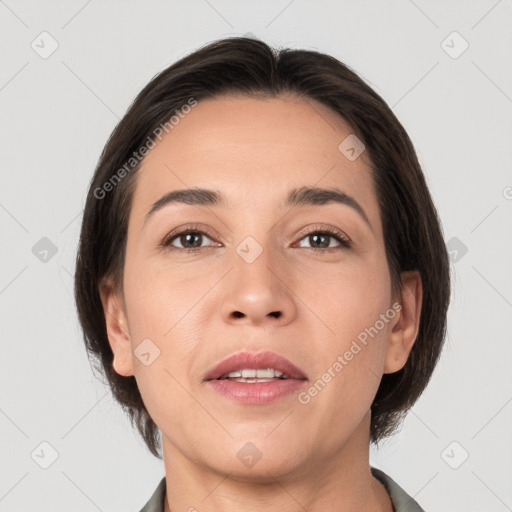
202, 438, 306, 482
213, 456, 300, 483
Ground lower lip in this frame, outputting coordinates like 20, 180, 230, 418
207, 378, 307, 404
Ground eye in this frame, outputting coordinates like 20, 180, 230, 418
160, 225, 220, 251
160, 224, 351, 253
295, 226, 351, 252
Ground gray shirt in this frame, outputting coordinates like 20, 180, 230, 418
138, 467, 425, 512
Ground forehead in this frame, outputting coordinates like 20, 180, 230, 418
130, 94, 379, 227
142, 94, 362, 166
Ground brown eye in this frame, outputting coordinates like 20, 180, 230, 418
160, 224, 221, 252
163, 230, 214, 250
296, 228, 351, 251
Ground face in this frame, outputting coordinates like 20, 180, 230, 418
101, 94, 420, 480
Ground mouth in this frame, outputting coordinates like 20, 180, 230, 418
217, 368, 290, 383
205, 350, 307, 382
204, 351, 307, 404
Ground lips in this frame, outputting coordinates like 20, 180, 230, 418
204, 351, 307, 382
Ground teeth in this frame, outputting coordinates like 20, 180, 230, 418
232, 378, 276, 383
222, 368, 286, 379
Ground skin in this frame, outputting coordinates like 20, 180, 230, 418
100, 94, 422, 512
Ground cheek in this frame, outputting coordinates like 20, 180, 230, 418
298, 278, 392, 428
121, 261, 207, 432
297, 255, 392, 339
294, 252, 392, 408
122, 249, 203, 337
122, 253, 214, 385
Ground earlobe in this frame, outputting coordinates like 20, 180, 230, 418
383, 271, 423, 374
98, 278, 135, 377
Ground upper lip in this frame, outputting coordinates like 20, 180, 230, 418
204, 351, 308, 381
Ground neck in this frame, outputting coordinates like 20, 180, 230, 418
161, 411, 393, 512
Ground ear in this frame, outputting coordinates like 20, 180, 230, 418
98, 276, 135, 377
384, 271, 423, 374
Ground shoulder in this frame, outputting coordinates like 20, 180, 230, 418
371, 467, 426, 511
137, 476, 166, 512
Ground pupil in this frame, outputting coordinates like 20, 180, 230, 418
311, 234, 328, 248
183, 233, 201, 248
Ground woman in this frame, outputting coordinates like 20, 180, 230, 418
75, 36, 450, 511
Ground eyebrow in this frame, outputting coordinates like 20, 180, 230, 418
144, 186, 372, 231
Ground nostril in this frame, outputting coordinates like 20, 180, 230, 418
233, 311, 244, 318
269, 311, 281, 318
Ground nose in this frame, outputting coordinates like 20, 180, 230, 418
220, 243, 297, 327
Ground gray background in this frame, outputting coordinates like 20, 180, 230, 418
1, 0, 511, 510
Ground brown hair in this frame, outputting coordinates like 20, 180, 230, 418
74, 36, 450, 458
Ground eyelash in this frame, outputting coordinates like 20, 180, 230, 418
160, 224, 352, 253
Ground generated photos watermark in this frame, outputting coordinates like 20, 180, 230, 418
93, 97, 198, 200
298, 301, 402, 405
